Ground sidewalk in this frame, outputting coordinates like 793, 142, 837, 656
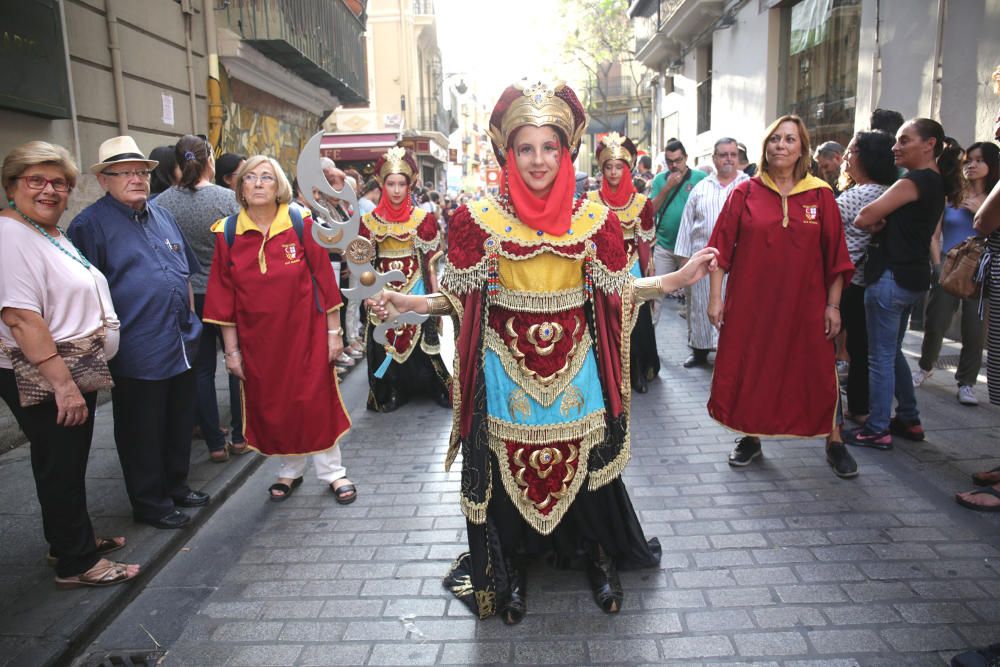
74, 301, 1000, 666
0, 355, 331, 667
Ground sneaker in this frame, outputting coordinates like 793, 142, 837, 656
958, 385, 979, 406
826, 442, 859, 478
888, 416, 925, 442
845, 427, 893, 450
912, 368, 933, 387
728, 437, 762, 467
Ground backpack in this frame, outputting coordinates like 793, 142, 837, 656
222, 206, 323, 313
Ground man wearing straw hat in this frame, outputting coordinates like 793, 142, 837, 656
68, 136, 209, 530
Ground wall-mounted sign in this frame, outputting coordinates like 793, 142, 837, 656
0, 0, 71, 118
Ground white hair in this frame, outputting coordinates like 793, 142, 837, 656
320, 156, 337, 171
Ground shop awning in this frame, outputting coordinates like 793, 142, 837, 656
320, 131, 401, 162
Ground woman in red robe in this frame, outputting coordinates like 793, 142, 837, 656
203, 156, 355, 503
707, 115, 857, 479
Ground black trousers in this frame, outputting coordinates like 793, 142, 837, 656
111, 370, 196, 521
0, 369, 99, 578
841, 283, 870, 416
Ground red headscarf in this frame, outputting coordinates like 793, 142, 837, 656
599, 163, 636, 208
372, 180, 414, 222
504, 146, 576, 237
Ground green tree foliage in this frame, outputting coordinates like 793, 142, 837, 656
560, 0, 651, 148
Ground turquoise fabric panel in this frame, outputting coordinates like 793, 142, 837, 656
483, 347, 604, 426
409, 276, 426, 296
630, 259, 642, 279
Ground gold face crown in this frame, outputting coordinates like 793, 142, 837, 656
489, 79, 584, 159
598, 131, 633, 167
379, 146, 413, 183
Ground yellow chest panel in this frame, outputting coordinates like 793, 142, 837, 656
378, 236, 413, 254
498, 251, 583, 292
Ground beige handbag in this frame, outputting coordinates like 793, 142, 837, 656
940, 236, 987, 299
1, 331, 113, 407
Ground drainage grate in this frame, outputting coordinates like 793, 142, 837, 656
79, 651, 167, 667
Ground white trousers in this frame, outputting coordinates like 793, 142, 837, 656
276, 446, 346, 484
651, 245, 681, 324
686, 274, 723, 350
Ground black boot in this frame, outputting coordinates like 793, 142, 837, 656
586, 545, 623, 613
500, 559, 526, 625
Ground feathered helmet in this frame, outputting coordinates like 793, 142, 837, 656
487, 79, 588, 166
596, 132, 637, 170
374, 146, 418, 186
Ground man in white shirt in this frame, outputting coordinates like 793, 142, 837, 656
674, 137, 750, 368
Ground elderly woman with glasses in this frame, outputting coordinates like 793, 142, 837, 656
203, 155, 355, 504
0, 141, 138, 589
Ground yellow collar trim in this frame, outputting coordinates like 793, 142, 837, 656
362, 207, 427, 239
211, 204, 293, 240
587, 191, 645, 223
759, 172, 831, 197
758, 173, 831, 227
469, 195, 607, 247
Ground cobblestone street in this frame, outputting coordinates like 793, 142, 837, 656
78, 301, 1000, 666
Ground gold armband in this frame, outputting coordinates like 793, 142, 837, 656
425, 293, 454, 316
633, 276, 664, 303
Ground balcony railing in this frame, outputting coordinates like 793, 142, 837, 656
220, 0, 368, 105
413, 0, 434, 15
417, 96, 456, 136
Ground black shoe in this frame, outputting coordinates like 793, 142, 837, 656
683, 352, 709, 368
500, 558, 526, 625
826, 442, 859, 479
138, 509, 190, 529
587, 545, 623, 613
889, 416, 925, 442
728, 437, 762, 467
173, 490, 211, 507
433, 389, 452, 409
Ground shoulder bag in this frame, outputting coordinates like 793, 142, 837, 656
940, 235, 988, 299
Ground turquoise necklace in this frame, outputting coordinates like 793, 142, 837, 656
8, 201, 91, 269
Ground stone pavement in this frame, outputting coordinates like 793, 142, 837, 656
75, 300, 1000, 666
0, 363, 266, 667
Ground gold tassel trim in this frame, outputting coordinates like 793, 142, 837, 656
440, 257, 489, 295
482, 325, 593, 408
486, 420, 605, 535
489, 285, 586, 314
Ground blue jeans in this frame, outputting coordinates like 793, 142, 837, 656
864, 271, 924, 433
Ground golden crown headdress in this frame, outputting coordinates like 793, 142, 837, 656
596, 132, 635, 167
487, 79, 586, 163
376, 146, 415, 184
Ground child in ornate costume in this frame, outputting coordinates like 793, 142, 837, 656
370, 80, 719, 623
589, 133, 659, 392
360, 148, 451, 412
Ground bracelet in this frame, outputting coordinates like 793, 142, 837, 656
826, 304, 840, 310
224, 349, 241, 358
425, 293, 454, 316
327, 327, 344, 336
35, 351, 59, 366
633, 276, 665, 303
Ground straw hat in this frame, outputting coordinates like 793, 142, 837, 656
90, 135, 158, 174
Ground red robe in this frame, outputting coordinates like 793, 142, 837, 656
707, 174, 853, 437
203, 204, 351, 455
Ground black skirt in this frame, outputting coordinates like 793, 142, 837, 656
365, 319, 451, 412
445, 458, 661, 620
630, 302, 660, 392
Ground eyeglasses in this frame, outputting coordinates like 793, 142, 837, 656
243, 173, 276, 184
17, 175, 72, 193
665, 157, 686, 166
102, 169, 152, 180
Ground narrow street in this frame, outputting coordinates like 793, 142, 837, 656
73, 301, 1000, 666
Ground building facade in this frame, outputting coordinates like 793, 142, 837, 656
329, 0, 455, 188
1, 0, 367, 216
630, 0, 1000, 167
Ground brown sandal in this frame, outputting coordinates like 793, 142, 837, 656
47, 536, 126, 567
228, 441, 251, 456
54, 559, 140, 590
